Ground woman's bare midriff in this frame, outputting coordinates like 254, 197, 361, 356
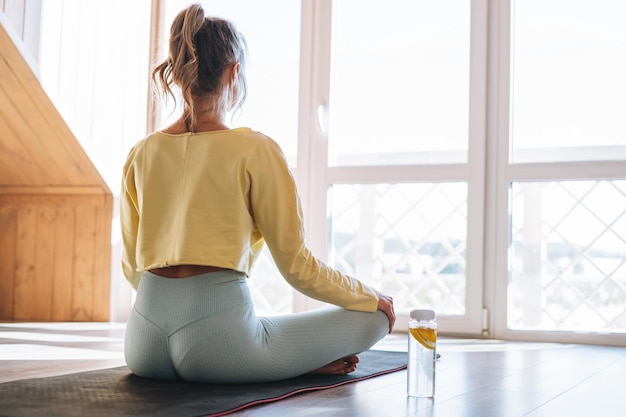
149, 265, 231, 278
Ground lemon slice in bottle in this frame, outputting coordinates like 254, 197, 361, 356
409, 327, 436, 350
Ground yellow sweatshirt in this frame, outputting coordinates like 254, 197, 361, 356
121, 128, 379, 312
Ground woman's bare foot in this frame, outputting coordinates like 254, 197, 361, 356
309, 355, 360, 375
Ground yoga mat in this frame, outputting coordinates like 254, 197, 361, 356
0, 350, 406, 417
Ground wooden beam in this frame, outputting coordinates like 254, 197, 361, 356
0, 186, 109, 196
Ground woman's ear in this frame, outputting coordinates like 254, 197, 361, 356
230, 62, 240, 85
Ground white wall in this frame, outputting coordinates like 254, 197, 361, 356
1, 0, 41, 63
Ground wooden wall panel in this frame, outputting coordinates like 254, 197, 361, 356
51, 205, 75, 321
72, 205, 96, 321
0, 195, 112, 321
0, 50, 93, 186
0, 205, 17, 318
0, 19, 109, 189
1, 12, 113, 322
13, 205, 37, 319
34, 206, 56, 319
0, 114, 43, 185
92, 196, 113, 321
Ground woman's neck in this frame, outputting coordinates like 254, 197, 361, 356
163, 116, 229, 134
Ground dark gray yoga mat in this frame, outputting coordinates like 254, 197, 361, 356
0, 350, 407, 417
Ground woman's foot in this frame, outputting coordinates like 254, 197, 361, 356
310, 355, 360, 375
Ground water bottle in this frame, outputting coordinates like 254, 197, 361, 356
407, 309, 436, 397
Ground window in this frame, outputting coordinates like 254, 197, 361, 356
298, 0, 486, 333
328, 183, 469, 316
328, 0, 470, 166
497, 0, 626, 341
37, 1, 626, 343
510, 0, 626, 163
509, 181, 626, 333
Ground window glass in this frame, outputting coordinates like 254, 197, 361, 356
328, 182, 468, 316
509, 180, 626, 333
510, 0, 626, 162
328, 0, 471, 166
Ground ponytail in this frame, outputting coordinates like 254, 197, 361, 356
152, 4, 247, 132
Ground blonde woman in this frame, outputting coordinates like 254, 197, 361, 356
121, 3, 395, 383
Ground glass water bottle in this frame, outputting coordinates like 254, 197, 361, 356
407, 309, 437, 397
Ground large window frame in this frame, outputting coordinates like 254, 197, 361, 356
487, 0, 626, 346
37, 0, 625, 343
296, 0, 489, 334
295, 0, 625, 344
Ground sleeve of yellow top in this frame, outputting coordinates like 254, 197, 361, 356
248, 137, 379, 313
120, 157, 142, 290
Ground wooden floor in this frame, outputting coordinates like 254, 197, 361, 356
1, 322, 625, 417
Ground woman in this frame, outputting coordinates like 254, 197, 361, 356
121, 3, 395, 384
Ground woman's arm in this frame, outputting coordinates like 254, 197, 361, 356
247, 136, 384, 313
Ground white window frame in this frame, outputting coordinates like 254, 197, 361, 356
295, 0, 489, 335
487, 0, 626, 346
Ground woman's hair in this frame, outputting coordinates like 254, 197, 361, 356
152, 4, 247, 131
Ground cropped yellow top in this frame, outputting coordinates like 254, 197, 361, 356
120, 128, 379, 312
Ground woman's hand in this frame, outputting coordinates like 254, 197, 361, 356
377, 292, 396, 333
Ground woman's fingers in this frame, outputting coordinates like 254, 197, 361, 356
377, 293, 396, 333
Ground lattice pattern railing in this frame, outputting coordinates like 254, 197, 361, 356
509, 180, 626, 332
249, 182, 469, 317
328, 183, 468, 315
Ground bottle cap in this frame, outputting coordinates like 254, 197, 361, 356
410, 309, 435, 321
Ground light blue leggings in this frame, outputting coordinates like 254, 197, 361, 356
124, 270, 389, 383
